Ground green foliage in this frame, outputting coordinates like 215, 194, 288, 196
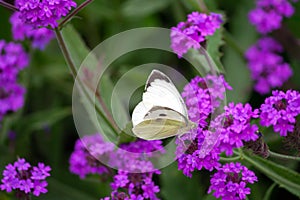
0, 0, 299, 199
243, 152, 300, 198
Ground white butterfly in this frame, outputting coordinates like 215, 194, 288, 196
131, 69, 196, 140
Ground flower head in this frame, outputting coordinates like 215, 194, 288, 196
103, 140, 163, 200
176, 75, 233, 177
0, 82, 25, 121
212, 103, 260, 156
0, 158, 51, 197
248, 0, 295, 34
260, 90, 300, 136
171, 12, 222, 57
0, 40, 29, 82
245, 37, 292, 94
208, 162, 257, 200
10, 12, 55, 50
16, 0, 77, 28
69, 134, 114, 179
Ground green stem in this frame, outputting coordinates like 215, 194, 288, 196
199, 48, 216, 74
58, 0, 94, 29
54, 28, 119, 136
219, 156, 241, 162
223, 31, 244, 58
268, 150, 300, 162
0, 0, 18, 11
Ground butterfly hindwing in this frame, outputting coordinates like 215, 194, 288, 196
132, 118, 186, 140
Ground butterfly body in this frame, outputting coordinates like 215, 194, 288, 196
131, 70, 196, 140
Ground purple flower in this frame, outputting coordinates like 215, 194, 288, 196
0, 39, 29, 120
260, 90, 300, 136
176, 75, 233, 177
16, 0, 77, 28
0, 40, 29, 82
69, 134, 115, 179
248, 0, 295, 34
0, 158, 51, 197
211, 103, 260, 156
245, 37, 292, 94
181, 75, 232, 127
14, 158, 31, 171
10, 12, 55, 50
100, 140, 164, 200
171, 12, 222, 57
0, 82, 25, 121
32, 181, 48, 196
31, 163, 52, 180
208, 162, 257, 200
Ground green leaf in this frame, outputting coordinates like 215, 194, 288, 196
206, 27, 225, 73
60, 25, 129, 142
243, 152, 300, 197
263, 183, 277, 200
121, 0, 171, 18
16, 107, 71, 134
223, 0, 257, 103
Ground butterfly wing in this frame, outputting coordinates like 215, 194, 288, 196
132, 106, 188, 140
132, 70, 188, 127
132, 118, 186, 140
143, 70, 188, 117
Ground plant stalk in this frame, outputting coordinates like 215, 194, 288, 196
58, 0, 94, 29
54, 28, 119, 136
268, 150, 300, 162
0, 0, 18, 11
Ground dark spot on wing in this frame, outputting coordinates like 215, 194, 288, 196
159, 113, 167, 117
145, 70, 171, 89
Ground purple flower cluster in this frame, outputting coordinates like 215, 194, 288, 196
104, 169, 161, 200
208, 162, 257, 200
248, 0, 295, 34
0, 40, 29, 120
69, 134, 114, 179
181, 75, 232, 128
170, 12, 222, 57
10, 12, 55, 50
16, 0, 77, 28
176, 102, 259, 178
69, 134, 164, 199
176, 75, 236, 177
260, 90, 300, 136
0, 158, 51, 197
245, 37, 292, 94
211, 103, 260, 156
102, 140, 163, 200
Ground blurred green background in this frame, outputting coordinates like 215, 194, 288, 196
0, 0, 300, 199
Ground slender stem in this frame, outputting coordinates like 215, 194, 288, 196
268, 150, 300, 162
54, 28, 77, 78
199, 48, 216, 74
223, 31, 245, 58
83, 79, 119, 131
0, 0, 18, 12
58, 0, 94, 29
54, 28, 119, 136
220, 156, 241, 162
197, 0, 208, 13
